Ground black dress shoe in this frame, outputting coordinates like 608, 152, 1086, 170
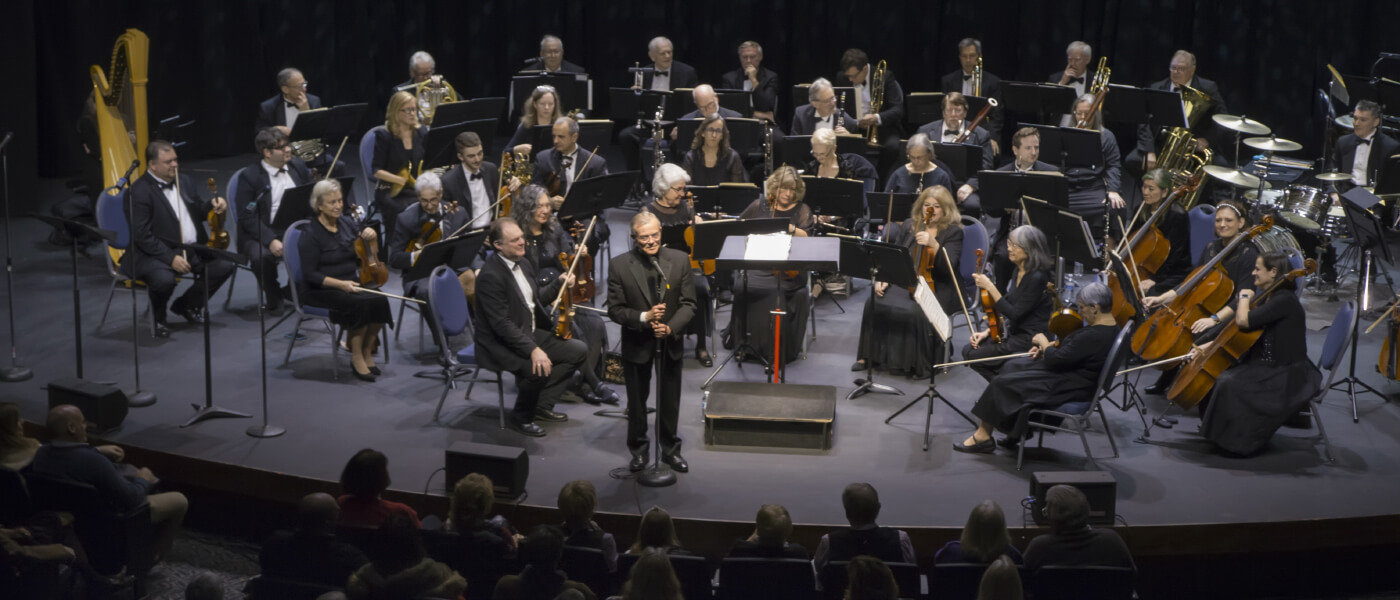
1143, 381, 1168, 395
534, 408, 569, 422
594, 386, 622, 405
662, 453, 689, 473
629, 451, 649, 472
696, 349, 713, 367
512, 421, 547, 437
170, 301, 206, 325
352, 369, 376, 382
953, 437, 996, 454
153, 321, 171, 339
850, 359, 868, 372
369, 366, 382, 376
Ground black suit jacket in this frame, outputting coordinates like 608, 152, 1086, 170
255, 93, 324, 135
790, 104, 858, 136
720, 67, 780, 113
1334, 132, 1400, 187
441, 162, 500, 224
124, 172, 213, 266
534, 147, 608, 195
474, 253, 564, 373
387, 202, 474, 275
1048, 69, 1098, 91
1134, 75, 1228, 155
940, 69, 1004, 138
235, 159, 313, 247
680, 106, 743, 121
520, 58, 586, 74
641, 61, 699, 91
838, 68, 906, 137
607, 247, 696, 362
916, 119, 995, 169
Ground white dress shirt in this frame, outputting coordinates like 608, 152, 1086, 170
499, 254, 535, 333
151, 174, 197, 244
464, 164, 491, 229
940, 122, 964, 143
1353, 133, 1375, 186
261, 160, 294, 223
283, 99, 301, 132
650, 67, 671, 92
961, 71, 974, 96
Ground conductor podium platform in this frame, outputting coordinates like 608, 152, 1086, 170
702, 381, 836, 450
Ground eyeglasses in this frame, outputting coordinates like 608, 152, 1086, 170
704, 127, 724, 135
635, 232, 661, 242
669, 184, 687, 192
400, 107, 417, 114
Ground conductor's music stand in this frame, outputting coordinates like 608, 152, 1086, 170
696, 218, 794, 387
840, 238, 914, 399
1332, 188, 1394, 420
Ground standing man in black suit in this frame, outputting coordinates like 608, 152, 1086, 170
790, 78, 856, 136
441, 131, 504, 231
960, 127, 1062, 284
235, 128, 311, 314
720, 41, 779, 124
475, 217, 588, 437
840, 48, 905, 178
619, 37, 700, 172
1049, 41, 1095, 98
521, 35, 587, 74
535, 117, 612, 256
607, 212, 696, 473
940, 38, 1003, 147
1134, 50, 1229, 172
254, 68, 322, 136
124, 140, 235, 338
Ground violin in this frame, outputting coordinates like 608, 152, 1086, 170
681, 191, 716, 275
913, 201, 939, 293
1379, 295, 1400, 381
1166, 259, 1315, 409
558, 221, 595, 303
553, 217, 600, 338
1046, 282, 1084, 339
975, 249, 1005, 343
205, 177, 230, 250
1107, 178, 1198, 323
350, 205, 389, 289
404, 201, 460, 254
1131, 216, 1275, 363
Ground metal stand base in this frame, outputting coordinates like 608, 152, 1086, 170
886, 375, 976, 451
1, 367, 32, 382
127, 391, 158, 408
635, 463, 677, 487
182, 404, 252, 428
246, 424, 287, 438
848, 376, 902, 400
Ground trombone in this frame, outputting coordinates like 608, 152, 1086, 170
866, 60, 887, 147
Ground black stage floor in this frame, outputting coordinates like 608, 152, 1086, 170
4, 155, 1400, 531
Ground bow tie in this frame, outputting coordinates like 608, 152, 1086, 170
272, 167, 288, 176
155, 179, 175, 191
285, 101, 299, 109
962, 74, 973, 81
1359, 138, 1372, 146
561, 156, 574, 169
1068, 76, 1085, 84
469, 172, 483, 181
654, 71, 668, 78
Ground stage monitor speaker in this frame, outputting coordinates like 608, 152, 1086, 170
1028, 471, 1116, 526
46, 377, 129, 434
445, 441, 528, 500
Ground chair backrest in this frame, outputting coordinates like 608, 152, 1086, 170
960, 216, 989, 285
226, 167, 245, 247
95, 188, 132, 254
1096, 322, 1137, 396
821, 561, 920, 600
282, 220, 311, 306
558, 545, 613, 599
26, 472, 154, 576
359, 128, 381, 207
1031, 565, 1135, 600
419, 528, 521, 600
616, 552, 713, 600
1187, 204, 1216, 266
928, 562, 993, 600
0, 467, 32, 524
244, 575, 342, 600
716, 557, 815, 600
1320, 301, 1356, 373
1282, 248, 1305, 297
429, 265, 470, 338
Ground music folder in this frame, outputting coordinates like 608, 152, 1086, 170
272, 176, 356, 233
287, 103, 369, 144
421, 119, 495, 171
403, 229, 489, 282
1019, 196, 1099, 267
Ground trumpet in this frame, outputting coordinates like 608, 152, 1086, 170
973, 56, 983, 97
415, 75, 459, 126
866, 60, 887, 147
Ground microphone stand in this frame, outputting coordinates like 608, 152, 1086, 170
637, 259, 676, 487
125, 165, 156, 407
0, 132, 32, 382
248, 187, 286, 437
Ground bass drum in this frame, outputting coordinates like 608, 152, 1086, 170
1252, 225, 1303, 257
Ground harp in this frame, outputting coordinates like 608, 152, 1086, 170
90, 29, 150, 190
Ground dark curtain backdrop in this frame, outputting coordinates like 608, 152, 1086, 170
23, 0, 1400, 179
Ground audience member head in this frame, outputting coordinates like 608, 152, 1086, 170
519, 524, 566, 570
622, 548, 682, 600
1044, 485, 1091, 535
557, 480, 599, 528
753, 504, 794, 546
0, 402, 37, 450
448, 473, 495, 529
844, 555, 898, 600
185, 572, 224, 600
841, 482, 882, 527
368, 513, 426, 575
297, 492, 341, 536
45, 404, 86, 444
959, 500, 1012, 563
976, 555, 1023, 600
631, 506, 680, 553
339, 448, 391, 500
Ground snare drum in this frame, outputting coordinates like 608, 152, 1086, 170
1278, 186, 1327, 231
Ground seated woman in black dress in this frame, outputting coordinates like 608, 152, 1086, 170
805, 127, 878, 182
508, 184, 620, 408
1119, 168, 1192, 297
298, 179, 394, 381
883, 133, 954, 194
644, 163, 714, 366
681, 115, 747, 186
1198, 251, 1320, 457
371, 91, 426, 233
955, 281, 1118, 453
506, 84, 562, 156
853, 185, 964, 378
962, 224, 1054, 381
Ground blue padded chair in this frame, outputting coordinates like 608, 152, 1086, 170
359, 128, 380, 212
1283, 247, 1307, 297
1015, 321, 1134, 470
1187, 204, 1216, 266
280, 220, 345, 379
952, 216, 990, 334
425, 265, 506, 428
94, 189, 188, 334
1309, 301, 1353, 460
223, 166, 265, 308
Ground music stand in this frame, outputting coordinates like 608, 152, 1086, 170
905, 92, 944, 129
557, 172, 636, 220
1030, 125, 1103, 172
287, 103, 369, 147
517, 125, 552, 159
714, 89, 755, 118
676, 118, 764, 155
1002, 82, 1077, 125
978, 171, 1069, 215
510, 73, 591, 118
932, 143, 987, 183
802, 177, 866, 226
430, 98, 507, 128
1374, 155, 1400, 228
694, 218, 790, 387
841, 238, 915, 399
403, 230, 489, 283
866, 192, 917, 235
1105, 85, 1185, 137
688, 184, 760, 217
28, 214, 115, 380
422, 119, 495, 171
167, 241, 253, 428
1333, 188, 1394, 420
608, 88, 672, 129
273, 177, 355, 233
1020, 196, 1099, 282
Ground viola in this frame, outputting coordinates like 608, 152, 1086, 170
559, 221, 595, 303
405, 202, 460, 254
913, 201, 939, 293
975, 249, 1005, 343
1046, 282, 1084, 339
350, 205, 388, 290
205, 177, 230, 250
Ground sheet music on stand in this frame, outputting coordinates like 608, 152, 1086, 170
912, 278, 951, 342
744, 233, 792, 261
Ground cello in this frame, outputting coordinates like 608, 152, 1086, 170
1166, 259, 1315, 409
1107, 178, 1198, 323
1374, 295, 1400, 380
1131, 216, 1275, 363
975, 249, 1005, 343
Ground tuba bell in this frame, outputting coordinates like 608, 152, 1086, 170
1157, 84, 1214, 207
415, 75, 459, 126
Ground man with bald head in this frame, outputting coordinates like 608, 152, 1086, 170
620, 36, 701, 172
673, 84, 744, 144
260, 492, 368, 586
1134, 50, 1229, 171
29, 405, 188, 561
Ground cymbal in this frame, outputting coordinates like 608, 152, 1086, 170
1316, 171, 1352, 182
1244, 136, 1303, 152
1213, 114, 1271, 135
1204, 165, 1262, 188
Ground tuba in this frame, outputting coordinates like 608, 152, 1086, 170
415, 75, 459, 126
866, 60, 887, 147
1157, 84, 1215, 208
91, 29, 150, 190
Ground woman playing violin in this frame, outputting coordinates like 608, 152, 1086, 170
852, 185, 964, 379
643, 164, 714, 366
962, 225, 1054, 381
955, 282, 1118, 454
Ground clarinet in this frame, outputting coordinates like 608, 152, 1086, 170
651, 97, 667, 174
764, 121, 774, 178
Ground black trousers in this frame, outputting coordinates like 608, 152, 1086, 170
122, 251, 235, 321
510, 330, 587, 423
239, 238, 283, 306
623, 348, 682, 456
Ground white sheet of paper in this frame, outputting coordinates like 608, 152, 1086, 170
914, 278, 951, 342
744, 233, 792, 262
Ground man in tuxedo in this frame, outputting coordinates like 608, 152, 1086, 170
474, 218, 588, 437
1335, 99, 1400, 188
790, 78, 856, 136
679, 84, 743, 121
619, 37, 701, 172
1134, 50, 1230, 171
124, 140, 235, 338
940, 38, 1003, 145
235, 128, 311, 314
607, 212, 696, 473
521, 35, 586, 74
840, 48, 905, 177
720, 41, 779, 123
254, 68, 322, 136
960, 127, 1061, 283
915, 92, 996, 180
441, 131, 502, 231
1049, 41, 1095, 97
388, 172, 473, 303
535, 117, 612, 256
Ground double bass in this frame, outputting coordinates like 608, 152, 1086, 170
1378, 295, 1400, 381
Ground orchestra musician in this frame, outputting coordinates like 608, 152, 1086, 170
441, 131, 504, 231
534, 116, 612, 254
722, 167, 815, 365
1065, 94, 1126, 242
619, 37, 700, 172
392, 51, 438, 97
940, 38, 1003, 144
853, 186, 965, 379
254, 68, 322, 137
506, 85, 563, 156
805, 128, 877, 183
961, 225, 1054, 381
1134, 50, 1228, 171
1335, 100, 1400, 188
124, 140, 235, 339
915, 91, 996, 176
1121, 169, 1192, 296
680, 84, 742, 121
644, 163, 714, 366
474, 217, 588, 437
955, 282, 1118, 454
1049, 41, 1095, 98
791, 78, 856, 136
521, 35, 586, 74
1141, 200, 1258, 396
720, 41, 780, 123
681, 115, 747, 186
370, 91, 425, 240
959, 128, 1060, 284
386, 172, 472, 303
235, 128, 312, 315
297, 179, 393, 382
510, 185, 621, 408
840, 48, 905, 174
883, 134, 953, 195
1196, 251, 1320, 457
607, 211, 697, 473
